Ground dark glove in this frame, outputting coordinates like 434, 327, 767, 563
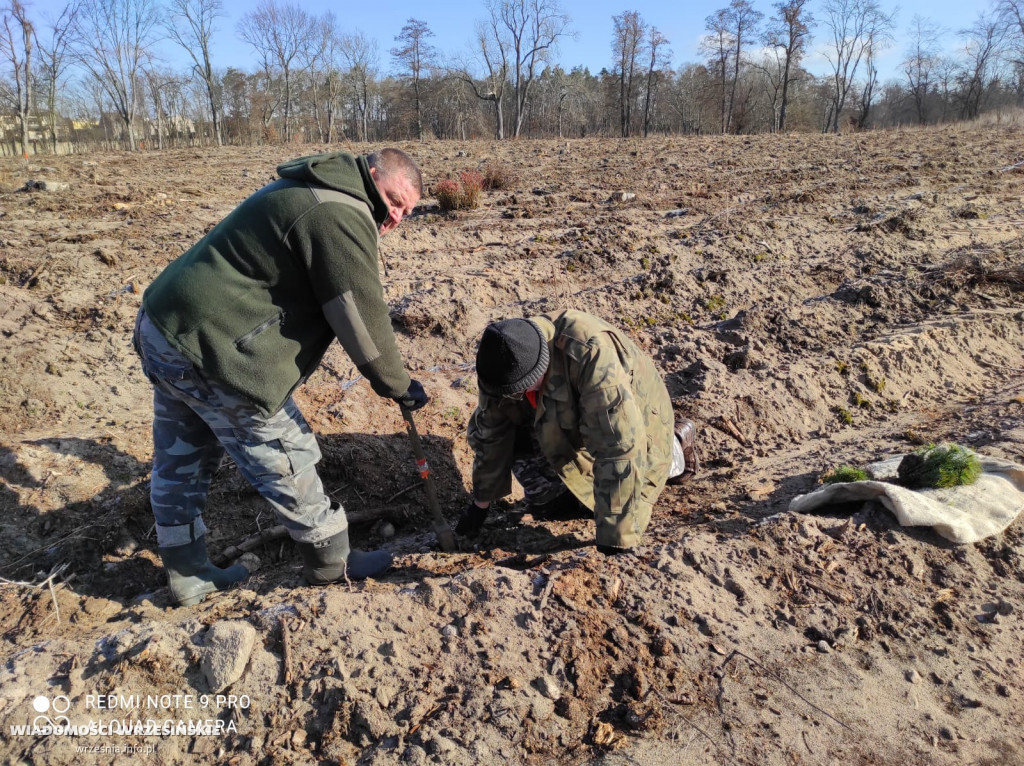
455, 502, 489, 538
394, 379, 429, 411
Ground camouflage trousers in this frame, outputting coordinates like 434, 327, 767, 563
133, 310, 347, 548
513, 422, 687, 505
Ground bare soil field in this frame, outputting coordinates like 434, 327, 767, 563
1, 125, 1023, 765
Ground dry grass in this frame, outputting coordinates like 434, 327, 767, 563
482, 161, 516, 190
925, 243, 1024, 291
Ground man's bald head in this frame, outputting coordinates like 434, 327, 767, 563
367, 148, 423, 197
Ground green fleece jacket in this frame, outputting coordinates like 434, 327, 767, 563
142, 152, 411, 415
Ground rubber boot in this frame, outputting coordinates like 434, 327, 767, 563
667, 419, 700, 485
296, 528, 393, 584
158, 536, 250, 607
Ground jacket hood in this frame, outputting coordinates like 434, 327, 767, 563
276, 152, 386, 225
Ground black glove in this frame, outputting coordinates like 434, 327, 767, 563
394, 379, 429, 411
455, 502, 489, 538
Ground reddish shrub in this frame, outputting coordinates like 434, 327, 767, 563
460, 171, 484, 209
434, 173, 484, 212
434, 179, 462, 211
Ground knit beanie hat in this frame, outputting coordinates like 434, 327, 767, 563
476, 319, 550, 396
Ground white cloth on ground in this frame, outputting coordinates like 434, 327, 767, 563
788, 454, 1024, 544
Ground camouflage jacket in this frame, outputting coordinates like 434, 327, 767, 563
467, 310, 674, 548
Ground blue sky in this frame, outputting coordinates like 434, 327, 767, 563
29, 0, 997, 83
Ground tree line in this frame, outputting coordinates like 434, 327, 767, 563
2, 0, 1024, 154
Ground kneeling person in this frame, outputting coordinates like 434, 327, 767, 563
460, 310, 698, 553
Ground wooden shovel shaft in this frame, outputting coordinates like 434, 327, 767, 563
400, 405, 457, 552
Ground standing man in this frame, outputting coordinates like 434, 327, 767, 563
134, 148, 427, 606
458, 310, 698, 553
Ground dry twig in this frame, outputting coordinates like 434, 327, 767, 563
280, 617, 293, 685
718, 649, 853, 732
651, 685, 734, 763
213, 525, 289, 565
0, 563, 70, 625
710, 415, 749, 446
386, 483, 419, 503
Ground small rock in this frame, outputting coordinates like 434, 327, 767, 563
996, 684, 1010, 698
905, 669, 921, 684
335, 655, 349, 679
82, 597, 112, 616
997, 601, 1013, 616
402, 744, 428, 765
202, 621, 257, 693
379, 522, 396, 539
95, 248, 118, 266
113, 536, 138, 557
535, 675, 561, 700
665, 209, 689, 218
26, 179, 70, 192
609, 191, 635, 202
816, 640, 831, 654
549, 657, 567, 683
441, 624, 458, 639
236, 552, 262, 572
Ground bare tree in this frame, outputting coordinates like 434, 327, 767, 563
34, 1, 79, 152
221, 66, 254, 142
319, 15, 346, 143
764, 0, 813, 131
1, 0, 34, 156
957, 13, 1005, 119
641, 26, 670, 137
70, 0, 162, 151
500, 0, 571, 137
671, 63, 717, 134
997, 0, 1024, 72
612, 10, 646, 137
391, 18, 435, 140
998, 1, 1023, 55
143, 66, 181, 149
933, 54, 958, 122
856, 19, 893, 128
724, 1, 763, 133
821, 0, 894, 133
238, 0, 313, 142
465, 0, 570, 139
903, 15, 942, 124
166, 0, 223, 145
701, 8, 732, 133
460, 18, 510, 139
296, 11, 331, 142
340, 30, 377, 142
